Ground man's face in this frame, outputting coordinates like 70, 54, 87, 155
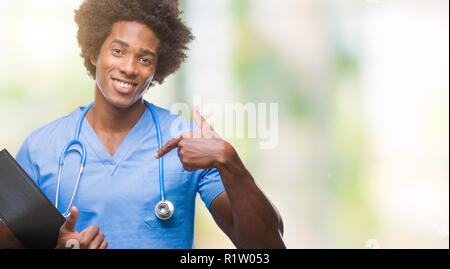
91, 21, 160, 108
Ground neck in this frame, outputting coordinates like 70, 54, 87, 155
86, 88, 147, 134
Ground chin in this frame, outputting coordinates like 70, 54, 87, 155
107, 98, 135, 109
105, 93, 144, 109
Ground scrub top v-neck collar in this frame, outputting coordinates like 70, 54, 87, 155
76, 106, 153, 176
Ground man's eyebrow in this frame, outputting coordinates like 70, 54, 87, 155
111, 39, 156, 57
140, 48, 156, 57
112, 39, 129, 47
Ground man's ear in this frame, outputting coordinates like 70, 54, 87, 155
90, 56, 97, 67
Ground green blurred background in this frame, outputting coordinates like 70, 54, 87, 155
0, 0, 448, 248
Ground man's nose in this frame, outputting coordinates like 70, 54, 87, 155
119, 55, 138, 76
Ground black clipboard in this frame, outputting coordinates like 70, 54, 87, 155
0, 149, 65, 249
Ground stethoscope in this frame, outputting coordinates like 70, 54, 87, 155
55, 100, 174, 220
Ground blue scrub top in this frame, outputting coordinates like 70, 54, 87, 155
15, 102, 225, 249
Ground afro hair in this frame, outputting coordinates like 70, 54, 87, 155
74, 0, 194, 86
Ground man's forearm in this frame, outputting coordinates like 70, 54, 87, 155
216, 144, 286, 249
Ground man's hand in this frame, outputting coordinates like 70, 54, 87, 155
56, 206, 108, 249
155, 107, 285, 248
154, 107, 235, 171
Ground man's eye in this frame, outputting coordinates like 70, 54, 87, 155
112, 48, 122, 55
140, 57, 152, 64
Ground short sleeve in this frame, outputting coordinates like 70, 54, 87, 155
15, 136, 39, 186
197, 168, 226, 210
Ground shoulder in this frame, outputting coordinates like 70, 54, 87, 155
16, 106, 83, 182
24, 106, 83, 156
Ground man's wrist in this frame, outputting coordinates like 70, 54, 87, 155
214, 140, 239, 171
214, 141, 255, 187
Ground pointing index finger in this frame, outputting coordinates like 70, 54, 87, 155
154, 135, 181, 158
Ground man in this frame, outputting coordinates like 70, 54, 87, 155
0, 0, 285, 249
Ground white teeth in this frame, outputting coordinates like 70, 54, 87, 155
115, 80, 134, 89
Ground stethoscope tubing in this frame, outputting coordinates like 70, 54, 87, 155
145, 100, 165, 201
55, 101, 167, 218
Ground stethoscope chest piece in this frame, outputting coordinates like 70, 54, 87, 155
155, 200, 174, 220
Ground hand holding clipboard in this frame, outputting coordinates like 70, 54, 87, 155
0, 149, 107, 249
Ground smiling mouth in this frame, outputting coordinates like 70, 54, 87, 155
112, 78, 138, 93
